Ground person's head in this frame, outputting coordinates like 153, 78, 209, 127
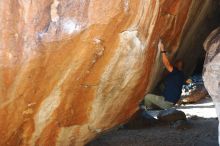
174, 59, 183, 71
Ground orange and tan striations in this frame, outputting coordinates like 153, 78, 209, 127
0, 0, 214, 145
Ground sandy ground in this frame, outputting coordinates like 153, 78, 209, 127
87, 98, 219, 146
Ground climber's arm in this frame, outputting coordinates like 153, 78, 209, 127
158, 39, 173, 72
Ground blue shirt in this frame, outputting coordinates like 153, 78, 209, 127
163, 67, 184, 103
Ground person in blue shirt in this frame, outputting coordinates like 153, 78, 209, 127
144, 39, 184, 109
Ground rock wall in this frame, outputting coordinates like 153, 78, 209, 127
176, 0, 220, 76
0, 0, 217, 145
203, 27, 220, 144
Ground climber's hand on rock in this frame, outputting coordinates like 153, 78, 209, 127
158, 39, 165, 52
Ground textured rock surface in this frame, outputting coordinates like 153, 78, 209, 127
0, 0, 218, 145
203, 27, 220, 144
180, 85, 209, 104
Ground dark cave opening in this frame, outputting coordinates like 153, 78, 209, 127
173, 0, 220, 78
192, 55, 205, 75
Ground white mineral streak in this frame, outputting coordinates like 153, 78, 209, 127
56, 124, 96, 146
38, 17, 84, 42
123, 0, 130, 13
30, 53, 85, 145
56, 126, 79, 146
19, 0, 31, 23
30, 68, 71, 145
17, 0, 39, 58
39, 0, 86, 42
62, 18, 83, 34
89, 30, 145, 126
51, 0, 59, 22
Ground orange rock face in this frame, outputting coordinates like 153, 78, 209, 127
0, 0, 215, 145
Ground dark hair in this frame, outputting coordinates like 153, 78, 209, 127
174, 59, 184, 70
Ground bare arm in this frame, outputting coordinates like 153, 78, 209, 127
158, 39, 173, 72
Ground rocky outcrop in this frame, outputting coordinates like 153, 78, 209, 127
203, 27, 220, 144
0, 0, 218, 145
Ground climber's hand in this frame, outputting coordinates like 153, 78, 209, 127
158, 39, 165, 52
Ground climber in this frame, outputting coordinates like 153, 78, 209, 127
144, 39, 184, 109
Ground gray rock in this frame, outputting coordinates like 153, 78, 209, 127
203, 27, 220, 144
157, 109, 186, 122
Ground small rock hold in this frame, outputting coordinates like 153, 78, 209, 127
93, 38, 102, 44
27, 102, 37, 107
22, 108, 34, 115
157, 109, 186, 122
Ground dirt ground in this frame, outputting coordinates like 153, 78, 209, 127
87, 98, 219, 146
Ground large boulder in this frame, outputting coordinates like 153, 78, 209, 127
0, 0, 218, 145
203, 27, 220, 144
